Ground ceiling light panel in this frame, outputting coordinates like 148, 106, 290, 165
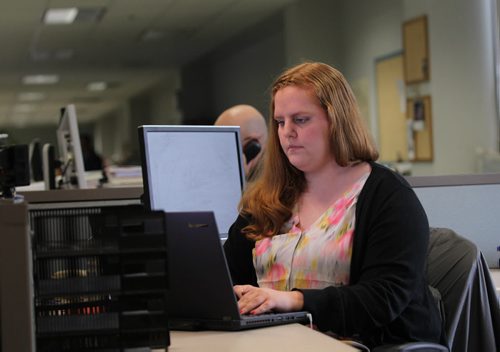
13, 104, 35, 113
140, 29, 166, 42
87, 82, 107, 91
22, 74, 60, 85
18, 92, 46, 101
43, 8, 79, 25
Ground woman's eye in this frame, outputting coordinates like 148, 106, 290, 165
274, 119, 284, 126
294, 117, 309, 124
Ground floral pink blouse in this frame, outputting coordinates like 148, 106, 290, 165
253, 173, 369, 291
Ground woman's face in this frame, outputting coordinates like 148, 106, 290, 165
273, 85, 334, 174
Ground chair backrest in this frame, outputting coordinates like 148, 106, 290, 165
427, 228, 500, 352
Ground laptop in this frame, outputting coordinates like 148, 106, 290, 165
165, 211, 310, 330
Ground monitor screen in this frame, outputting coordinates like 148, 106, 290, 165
138, 125, 245, 239
56, 104, 87, 189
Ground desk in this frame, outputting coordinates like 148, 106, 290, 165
163, 324, 357, 352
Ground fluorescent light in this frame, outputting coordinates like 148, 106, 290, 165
30, 49, 73, 62
43, 8, 78, 24
140, 29, 166, 42
87, 81, 107, 91
13, 104, 35, 113
18, 92, 46, 101
22, 74, 59, 85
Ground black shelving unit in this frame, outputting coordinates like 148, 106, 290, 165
29, 205, 169, 351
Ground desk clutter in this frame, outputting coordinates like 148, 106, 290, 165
29, 205, 169, 351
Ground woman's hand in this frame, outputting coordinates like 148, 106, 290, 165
234, 285, 304, 315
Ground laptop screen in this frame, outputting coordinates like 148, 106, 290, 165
138, 125, 245, 239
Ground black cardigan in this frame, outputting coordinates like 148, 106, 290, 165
223, 162, 442, 347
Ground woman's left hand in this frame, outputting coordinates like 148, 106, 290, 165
234, 284, 304, 315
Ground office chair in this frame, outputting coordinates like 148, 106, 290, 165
374, 227, 500, 352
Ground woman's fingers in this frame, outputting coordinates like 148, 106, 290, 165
233, 284, 253, 298
235, 286, 275, 315
234, 287, 305, 315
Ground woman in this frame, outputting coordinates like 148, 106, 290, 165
223, 62, 442, 348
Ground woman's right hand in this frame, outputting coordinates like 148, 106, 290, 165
234, 284, 304, 315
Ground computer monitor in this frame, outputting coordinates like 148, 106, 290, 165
56, 104, 87, 189
42, 143, 56, 190
29, 139, 43, 182
138, 125, 245, 239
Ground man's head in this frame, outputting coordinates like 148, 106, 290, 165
215, 104, 268, 177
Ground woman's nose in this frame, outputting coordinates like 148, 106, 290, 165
283, 121, 296, 138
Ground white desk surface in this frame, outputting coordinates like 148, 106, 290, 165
162, 324, 357, 352
154, 268, 500, 352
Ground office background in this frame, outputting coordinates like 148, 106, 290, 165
0, 0, 499, 177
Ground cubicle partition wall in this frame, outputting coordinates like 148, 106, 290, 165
15, 175, 498, 270
408, 173, 500, 269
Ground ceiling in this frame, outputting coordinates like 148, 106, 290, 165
0, 0, 296, 128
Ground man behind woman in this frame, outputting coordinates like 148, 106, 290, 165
215, 104, 268, 181
223, 62, 442, 348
